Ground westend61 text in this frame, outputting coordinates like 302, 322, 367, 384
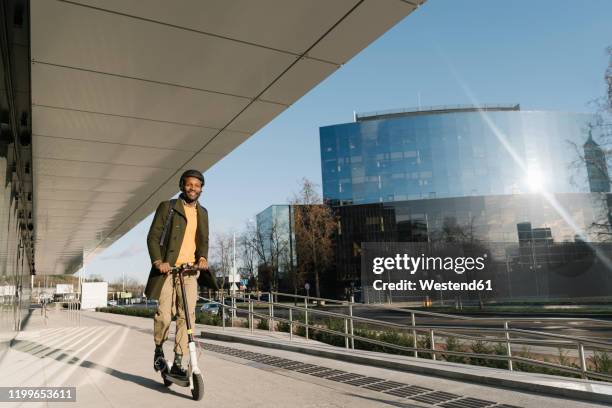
373, 279, 493, 291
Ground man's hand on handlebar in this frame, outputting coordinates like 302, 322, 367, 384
197, 257, 208, 270
155, 261, 172, 274
154, 260, 207, 274
170, 263, 205, 273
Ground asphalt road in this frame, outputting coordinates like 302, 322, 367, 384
118, 302, 612, 342
352, 306, 612, 341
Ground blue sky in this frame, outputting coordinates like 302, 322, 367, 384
81, 0, 612, 285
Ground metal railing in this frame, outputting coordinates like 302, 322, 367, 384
198, 291, 612, 382
64, 300, 80, 325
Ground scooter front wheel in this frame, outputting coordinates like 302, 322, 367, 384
191, 373, 204, 400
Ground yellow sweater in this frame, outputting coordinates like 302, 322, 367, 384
175, 205, 197, 266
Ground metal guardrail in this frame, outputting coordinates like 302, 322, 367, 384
198, 290, 612, 382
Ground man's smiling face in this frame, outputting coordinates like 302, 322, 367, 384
182, 176, 203, 202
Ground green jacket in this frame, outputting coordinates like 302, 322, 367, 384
144, 199, 216, 299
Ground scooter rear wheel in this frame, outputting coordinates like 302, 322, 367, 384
191, 373, 204, 400
158, 360, 172, 387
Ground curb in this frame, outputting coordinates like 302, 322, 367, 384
200, 330, 612, 405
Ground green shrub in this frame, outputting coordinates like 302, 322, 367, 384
514, 346, 537, 372
353, 328, 378, 351
257, 318, 269, 330
511, 346, 579, 377
591, 351, 612, 374
196, 312, 222, 326
444, 336, 468, 364
417, 335, 433, 359
349, 327, 416, 356
310, 319, 345, 347
468, 340, 508, 369
277, 321, 291, 333
557, 348, 579, 370
96, 307, 156, 318
377, 331, 414, 355
491, 342, 509, 369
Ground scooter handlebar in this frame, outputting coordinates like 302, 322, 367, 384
169, 264, 207, 273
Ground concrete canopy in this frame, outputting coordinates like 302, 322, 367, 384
30, 0, 425, 275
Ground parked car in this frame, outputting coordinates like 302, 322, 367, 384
200, 302, 220, 315
107, 300, 117, 306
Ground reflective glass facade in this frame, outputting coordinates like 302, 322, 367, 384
0, 140, 33, 341
320, 108, 597, 205
255, 205, 297, 289
320, 107, 612, 301
0, 2, 34, 351
334, 193, 612, 301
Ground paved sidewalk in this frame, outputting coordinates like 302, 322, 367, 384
0, 308, 608, 407
201, 324, 612, 404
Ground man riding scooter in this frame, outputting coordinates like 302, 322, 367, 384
144, 169, 217, 382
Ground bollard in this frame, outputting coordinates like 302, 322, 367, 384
233, 295, 237, 321
249, 300, 253, 333
430, 329, 436, 361
250, 300, 255, 334
578, 342, 587, 379
221, 294, 225, 330
269, 293, 273, 332
349, 295, 355, 349
344, 318, 349, 349
504, 321, 513, 371
289, 308, 293, 341
230, 292, 235, 328
412, 312, 418, 358
305, 296, 309, 340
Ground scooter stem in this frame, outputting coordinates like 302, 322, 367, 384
177, 269, 201, 375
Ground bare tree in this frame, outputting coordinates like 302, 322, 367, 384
565, 46, 612, 240
124, 278, 144, 296
271, 216, 290, 291
108, 279, 124, 292
280, 236, 300, 300
210, 232, 233, 290
248, 216, 271, 290
248, 208, 293, 292
291, 178, 336, 299
606, 46, 611, 112
240, 220, 259, 290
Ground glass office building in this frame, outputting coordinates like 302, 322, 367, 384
255, 205, 297, 290
320, 104, 599, 205
320, 105, 612, 301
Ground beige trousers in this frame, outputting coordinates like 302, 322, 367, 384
153, 271, 198, 354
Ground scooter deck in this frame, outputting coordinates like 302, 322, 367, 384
162, 370, 190, 387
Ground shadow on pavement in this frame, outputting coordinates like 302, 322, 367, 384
8, 338, 194, 400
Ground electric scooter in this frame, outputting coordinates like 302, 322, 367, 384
157, 264, 205, 401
